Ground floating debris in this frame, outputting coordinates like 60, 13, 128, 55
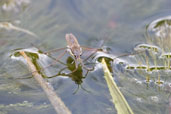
0, 22, 37, 37
0, 0, 30, 12
150, 96, 159, 102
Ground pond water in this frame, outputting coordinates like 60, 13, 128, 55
0, 0, 171, 114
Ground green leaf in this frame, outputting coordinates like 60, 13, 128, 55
101, 58, 134, 114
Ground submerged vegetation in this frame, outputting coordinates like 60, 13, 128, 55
0, 22, 37, 37
124, 16, 171, 83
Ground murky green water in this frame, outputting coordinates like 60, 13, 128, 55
0, 0, 171, 114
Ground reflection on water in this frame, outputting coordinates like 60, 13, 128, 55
0, 0, 171, 114
0, 22, 37, 37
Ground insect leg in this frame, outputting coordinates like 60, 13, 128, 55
45, 67, 68, 79
44, 47, 67, 54
43, 50, 67, 69
18, 50, 67, 78
113, 50, 145, 60
83, 48, 99, 62
80, 59, 94, 71
81, 46, 101, 51
73, 85, 80, 94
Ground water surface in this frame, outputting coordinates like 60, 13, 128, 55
0, 0, 171, 114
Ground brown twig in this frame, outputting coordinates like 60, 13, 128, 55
19, 51, 72, 114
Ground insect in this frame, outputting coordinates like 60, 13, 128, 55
14, 33, 102, 80
17, 33, 144, 79
44, 33, 101, 72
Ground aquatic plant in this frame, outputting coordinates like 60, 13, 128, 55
114, 16, 171, 89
